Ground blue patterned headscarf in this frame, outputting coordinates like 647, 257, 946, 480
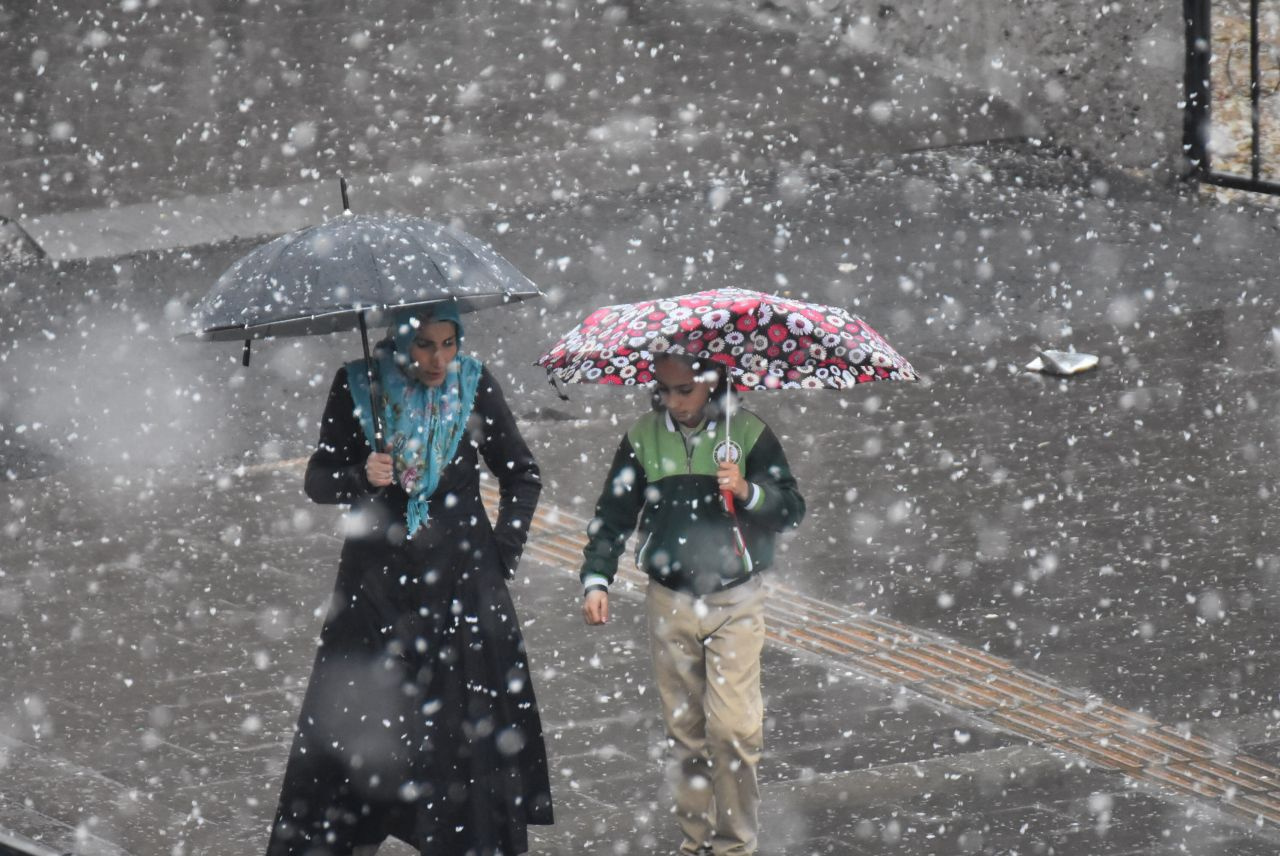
346, 302, 483, 537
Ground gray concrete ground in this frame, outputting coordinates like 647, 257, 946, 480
4, 1, 1280, 855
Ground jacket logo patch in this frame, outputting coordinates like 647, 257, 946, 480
713, 439, 742, 464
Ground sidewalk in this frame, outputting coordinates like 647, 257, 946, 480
1, 453, 1271, 855
5, 138, 1280, 852
5, 0, 1021, 264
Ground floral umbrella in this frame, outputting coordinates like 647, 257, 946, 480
536, 287, 916, 390
536, 287, 916, 522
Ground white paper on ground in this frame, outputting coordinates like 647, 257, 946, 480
1025, 349, 1099, 375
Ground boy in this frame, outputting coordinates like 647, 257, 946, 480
581, 352, 805, 856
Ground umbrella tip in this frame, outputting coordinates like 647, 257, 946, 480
339, 177, 350, 213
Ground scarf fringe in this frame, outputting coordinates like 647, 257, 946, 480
407, 497, 431, 538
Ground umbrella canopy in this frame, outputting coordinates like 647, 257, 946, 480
536, 287, 916, 390
187, 212, 541, 342
536, 287, 914, 522
183, 195, 542, 452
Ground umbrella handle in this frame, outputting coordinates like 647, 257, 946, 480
719, 389, 745, 553
722, 488, 747, 556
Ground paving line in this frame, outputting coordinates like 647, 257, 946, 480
237, 460, 1280, 831
492, 482, 1280, 832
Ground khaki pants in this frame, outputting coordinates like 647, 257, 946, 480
646, 577, 767, 856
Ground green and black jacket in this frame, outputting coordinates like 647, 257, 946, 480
581, 407, 805, 596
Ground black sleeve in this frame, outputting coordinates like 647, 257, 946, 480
304, 367, 377, 505
579, 435, 647, 587
740, 424, 806, 532
474, 368, 542, 577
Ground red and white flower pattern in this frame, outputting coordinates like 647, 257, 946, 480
536, 287, 916, 390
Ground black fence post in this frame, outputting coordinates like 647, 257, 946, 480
1250, 0, 1262, 181
1183, 0, 1212, 179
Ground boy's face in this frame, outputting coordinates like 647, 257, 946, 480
654, 356, 713, 427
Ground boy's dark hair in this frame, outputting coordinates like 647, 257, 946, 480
650, 353, 736, 415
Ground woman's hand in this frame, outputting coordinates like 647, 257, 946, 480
365, 452, 394, 488
717, 461, 750, 502
583, 590, 609, 625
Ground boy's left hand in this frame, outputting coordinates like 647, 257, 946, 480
717, 461, 750, 502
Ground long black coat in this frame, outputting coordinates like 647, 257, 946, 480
266, 364, 553, 856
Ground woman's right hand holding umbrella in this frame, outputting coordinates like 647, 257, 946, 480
365, 452, 394, 488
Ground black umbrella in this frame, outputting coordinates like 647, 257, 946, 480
184, 180, 541, 450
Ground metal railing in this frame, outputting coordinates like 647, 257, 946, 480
1184, 0, 1280, 193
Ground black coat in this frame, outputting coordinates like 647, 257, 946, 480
266, 364, 553, 856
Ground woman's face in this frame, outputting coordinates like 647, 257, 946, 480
654, 356, 713, 427
408, 320, 459, 387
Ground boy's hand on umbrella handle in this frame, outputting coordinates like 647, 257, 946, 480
583, 590, 609, 625
717, 461, 749, 502
365, 452, 394, 488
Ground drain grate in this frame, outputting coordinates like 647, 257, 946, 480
499, 482, 1280, 832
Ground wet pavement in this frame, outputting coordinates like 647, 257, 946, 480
0, 0, 1021, 220
4, 0, 1280, 854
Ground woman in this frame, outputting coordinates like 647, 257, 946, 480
266, 302, 553, 856
579, 352, 804, 856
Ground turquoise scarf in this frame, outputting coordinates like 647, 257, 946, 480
346, 326, 482, 538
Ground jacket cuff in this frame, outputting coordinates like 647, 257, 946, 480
744, 482, 765, 511
499, 544, 523, 579
582, 573, 611, 596
330, 464, 379, 503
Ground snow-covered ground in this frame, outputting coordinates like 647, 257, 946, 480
4, 1, 1280, 854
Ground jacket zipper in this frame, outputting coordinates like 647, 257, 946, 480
671, 421, 752, 579
679, 429, 694, 473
